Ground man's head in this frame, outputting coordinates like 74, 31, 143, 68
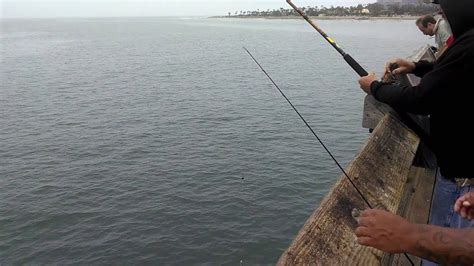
416, 15, 437, 36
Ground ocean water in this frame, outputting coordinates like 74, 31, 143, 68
1, 17, 430, 264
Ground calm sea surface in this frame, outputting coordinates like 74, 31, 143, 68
1, 17, 430, 264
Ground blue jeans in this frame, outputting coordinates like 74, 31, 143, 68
422, 170, 473, 266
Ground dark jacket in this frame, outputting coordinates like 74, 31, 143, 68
368, 0, 474, 178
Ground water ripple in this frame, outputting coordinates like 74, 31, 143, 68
0, 17, 428, 265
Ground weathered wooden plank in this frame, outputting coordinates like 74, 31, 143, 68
388, 165, 437, 266
277, 114, 420, 265
403, 167, 436, 224
405, 45, 436, 86
362, 95, 394, 130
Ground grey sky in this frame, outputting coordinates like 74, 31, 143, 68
1, 0, 376, 18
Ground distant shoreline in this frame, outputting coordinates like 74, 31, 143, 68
210, 15, 418, 21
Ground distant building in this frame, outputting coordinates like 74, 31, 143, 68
378, 0, 401, 4
377, 0, 420, 5
402, 0, 420, 4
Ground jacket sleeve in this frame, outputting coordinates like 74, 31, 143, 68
369, 81, 432, 115
368, 36, 470, 115
412, 60, 434, 77
369, 63, 451, 115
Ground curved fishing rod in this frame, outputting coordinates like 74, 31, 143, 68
244, 47, 415, 265
287, 0, 368, 77
243, 47, 372, 209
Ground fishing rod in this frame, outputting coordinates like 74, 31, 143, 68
244, 47, 415, 265
243, 47, 372, 209
287, 0, 368, 77
288, 0, 430, 142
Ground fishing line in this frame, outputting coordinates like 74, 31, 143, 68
244, 47, 415, 266
243, 47, 372, 209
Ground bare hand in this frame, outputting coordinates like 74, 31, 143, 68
384, 58, 416, 76
355, 209, 413, 253
454, 191, 474, 220
358, 72, 377, 94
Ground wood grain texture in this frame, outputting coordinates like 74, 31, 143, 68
277, 114, 420, 266
388, 166, 437, 266
362, 95, 394, 130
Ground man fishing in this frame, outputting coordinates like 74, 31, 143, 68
415, 14, 452, 58
357, 0, 474, 263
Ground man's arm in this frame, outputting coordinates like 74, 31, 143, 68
357, 59, 436, 115
355, 209, 474, 265
407, 223, 474, 264
435, 43, 448, 59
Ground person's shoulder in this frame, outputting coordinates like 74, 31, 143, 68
439, 19, 452, 32
466, 28, 474, 37
445, 30, 474, 63
456, 29, 474, 45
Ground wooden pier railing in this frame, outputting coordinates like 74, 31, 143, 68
278, 46, 437, 265
277, 113, 435, 265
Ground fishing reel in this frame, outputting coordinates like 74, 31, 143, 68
381, 63, 403, 85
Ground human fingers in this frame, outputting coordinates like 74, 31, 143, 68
356, 216, 375, 227
356, 236, 374, 247
395, 58, 410, 67
467, 208, 474, 220
384, 63, 391, 75
391, 69, 398, 75
355, 226, 371, 237
369, 72, 376, 80
357, 77, 365, 89
454, 198, 463, 212
384, 62, 395, 75
460, 206, 468, 219
391, 59, 413, 75
358, 75, 376, 94
461, 203, 474, 220
464, 192, 474, 202
392, 66, 405, 75
455, 196, 472, 213
456, 193, 468, 203
360, 209, 374, 217
461, 206, 474, 219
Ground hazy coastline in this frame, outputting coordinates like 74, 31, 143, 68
211, 15, 419, 20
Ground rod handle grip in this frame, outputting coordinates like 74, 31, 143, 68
343, 54, 368, 77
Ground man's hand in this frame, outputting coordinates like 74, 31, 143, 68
454, 191, 474, 220
355, 209, 414, 253
356, 208, 474, 264
358, 72, 377, 94
384, 59, 416, 76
